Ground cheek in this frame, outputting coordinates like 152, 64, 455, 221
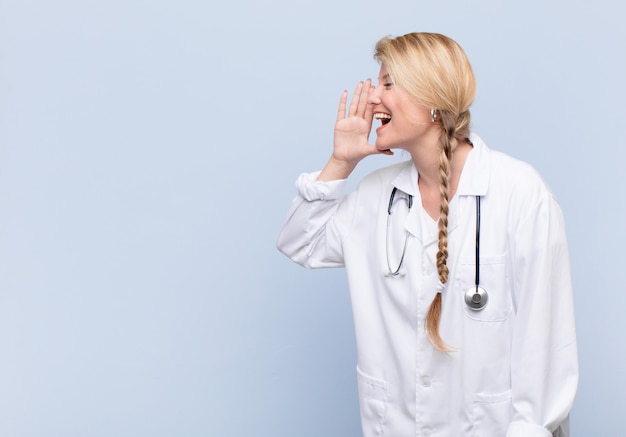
409, 116, 431, 128
405, 107, 434, 128
402, 100, 431, 125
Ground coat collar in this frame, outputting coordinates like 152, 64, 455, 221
390, 132, 492, 197
390, 133, 491, 243
456, 132, 491, 196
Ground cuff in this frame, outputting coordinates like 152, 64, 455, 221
296, 171, 347, 201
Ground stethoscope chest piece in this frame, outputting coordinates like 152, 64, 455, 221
386, 189, 490, 310
465, 286, 488, 311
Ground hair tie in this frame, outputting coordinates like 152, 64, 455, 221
437, 281, 446, 293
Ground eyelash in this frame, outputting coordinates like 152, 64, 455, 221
383, 82, 394, 89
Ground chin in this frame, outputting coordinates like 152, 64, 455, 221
375, 141, 390, 151
376, 142, 398, 154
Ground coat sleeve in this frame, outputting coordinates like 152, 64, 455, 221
506, 190, 578, 437
276, 171, 354, 269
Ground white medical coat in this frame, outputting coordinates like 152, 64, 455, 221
277, 134, 578, 437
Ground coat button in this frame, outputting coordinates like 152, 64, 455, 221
420, 428, 432, 437
421, 376, 432, 387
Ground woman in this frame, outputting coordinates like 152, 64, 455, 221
277, 33, 577, 437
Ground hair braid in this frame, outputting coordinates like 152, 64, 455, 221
374, 33, 476, 353
426, 110, 458, 352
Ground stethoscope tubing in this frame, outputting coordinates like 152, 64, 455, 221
474, 195, 481, 288
386, 188, 411, 276
386, 188, 488, 310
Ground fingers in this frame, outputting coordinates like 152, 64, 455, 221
356, 79, 371, 117
336, 90, 348, 122
337, 80, 372, 120
347, 81, 363, 117
363, 80, 374, 122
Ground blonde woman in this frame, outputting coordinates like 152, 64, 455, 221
277, 33, 577, 436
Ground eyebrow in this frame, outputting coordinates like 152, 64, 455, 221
380, 73, 392, 82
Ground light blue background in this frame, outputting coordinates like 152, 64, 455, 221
1, 0, 624, 435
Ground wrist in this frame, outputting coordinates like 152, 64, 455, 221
317, 156, 357, 182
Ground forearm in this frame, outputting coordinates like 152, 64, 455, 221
317, 155, 358, 182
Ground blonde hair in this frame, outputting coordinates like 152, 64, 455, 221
374, 33, 476, 352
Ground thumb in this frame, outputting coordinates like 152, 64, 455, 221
366, 143, 394, 157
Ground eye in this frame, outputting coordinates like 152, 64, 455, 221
383, 82, 394, 90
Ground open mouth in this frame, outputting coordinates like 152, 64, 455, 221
374, 112, 391, 127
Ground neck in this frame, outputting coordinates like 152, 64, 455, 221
408, 131, 444, 187
412, 138, 472, 210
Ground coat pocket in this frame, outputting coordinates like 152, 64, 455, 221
471, 390, 512, 437
356, 366, 389, 437
459, 254, 512, 322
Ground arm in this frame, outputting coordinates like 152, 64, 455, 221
507, 192, 578, 436
277, 80, 391, 267
276, 173, 348, 268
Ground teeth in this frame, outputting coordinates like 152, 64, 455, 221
374, 113, 391, 120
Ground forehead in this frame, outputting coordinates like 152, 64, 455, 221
378, 65, 389, 79
377, 65, 391, 81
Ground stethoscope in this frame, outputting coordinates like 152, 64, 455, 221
386, 188, 488, 311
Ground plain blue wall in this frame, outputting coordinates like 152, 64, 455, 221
1, 0, 624, 435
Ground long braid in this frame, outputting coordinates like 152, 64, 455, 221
426, 110, 458, 352
373, 33, 476, 352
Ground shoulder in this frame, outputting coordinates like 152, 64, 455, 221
337, 160, 414, 216
468, 133, 553, 201
472, 136, 561, 225
489, 148, 554, 201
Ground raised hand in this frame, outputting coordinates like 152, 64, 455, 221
318, 80, 393, 182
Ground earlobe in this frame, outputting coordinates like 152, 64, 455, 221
430, 109, 438, 123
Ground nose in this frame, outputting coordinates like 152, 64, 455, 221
367, 83, 382, 105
